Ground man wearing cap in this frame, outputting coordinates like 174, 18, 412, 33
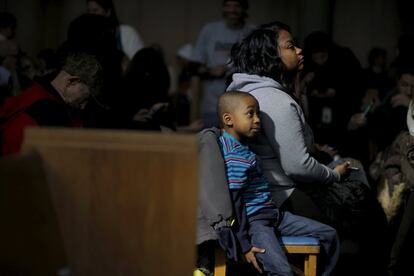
191, 0, 255, 128
0, 52, 102, 155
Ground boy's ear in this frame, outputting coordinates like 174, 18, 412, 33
222, 113, 233, 127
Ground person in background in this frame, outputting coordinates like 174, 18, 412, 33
36, 48, 59, 78
190, 0, 255, 128
300, 31, 364, 151
59, 13, 124, 128
0, 11, 16, 41
0, 53, 102, 155
362, 47, 393, 101
86, 0, 144, 64
348, 64, 414, 156
0, 12, 21, 98
121, 46, 203, 133
121, 47, 172, 130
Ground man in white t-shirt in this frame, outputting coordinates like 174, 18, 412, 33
191, 0, 255, 127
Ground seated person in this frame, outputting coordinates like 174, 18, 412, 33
217, 91, 340, 275
0, 53, 102, 155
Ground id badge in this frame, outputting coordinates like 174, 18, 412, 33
322, 106, 332, 124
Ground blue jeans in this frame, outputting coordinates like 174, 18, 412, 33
248, 211, 340, 276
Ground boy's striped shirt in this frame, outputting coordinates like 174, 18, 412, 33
219, 131, 274, 216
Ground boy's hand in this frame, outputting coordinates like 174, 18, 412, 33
244, 246, 265, 274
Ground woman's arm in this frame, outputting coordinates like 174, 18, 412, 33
259, 92, 340, 184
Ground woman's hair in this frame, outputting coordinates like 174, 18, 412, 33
86, 0, 119, 26
231, 21, 291, 82
123, 47, 170, 111
66, 13, 117, 56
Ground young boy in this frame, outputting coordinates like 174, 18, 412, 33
217, 91, 340, 275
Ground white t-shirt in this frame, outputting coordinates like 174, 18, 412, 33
192, 20, 256, 117
119, 24, 144, 60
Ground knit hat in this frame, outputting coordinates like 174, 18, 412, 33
223, 0, 248, 10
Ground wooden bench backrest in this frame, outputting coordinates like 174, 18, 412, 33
22, 127, 198, 276
0, 152, 66, 275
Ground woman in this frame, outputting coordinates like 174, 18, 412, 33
227, 21, 392, 275
86, 0, 144, 61
227, 21, 350, 222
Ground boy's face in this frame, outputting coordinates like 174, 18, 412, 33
224, 96, 261, 141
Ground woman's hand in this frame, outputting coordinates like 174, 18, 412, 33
347, 113, 367, 130
391, 93, 411, 108
334, 161, 350, 175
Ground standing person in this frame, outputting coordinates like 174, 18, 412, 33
0, 53, 102, 155
86, 0, 144, 62
217, 91, 339, 275
191, 0, 255, 127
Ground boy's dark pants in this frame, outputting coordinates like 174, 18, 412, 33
249, 211, 340, 276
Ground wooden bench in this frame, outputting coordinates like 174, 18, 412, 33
214, 236, 320, 276
0, 152, 67, 275
17, 127, 199, 276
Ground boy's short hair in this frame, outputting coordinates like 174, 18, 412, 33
217, 91, 253, 126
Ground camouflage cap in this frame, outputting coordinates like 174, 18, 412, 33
61, 52, 103, 96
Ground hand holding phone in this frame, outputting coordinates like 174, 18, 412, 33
362, 100, 375, 116
334, 161, 351, 175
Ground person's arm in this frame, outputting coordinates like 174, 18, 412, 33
229, 188, 251, 253
225, 151, 265, 273
259, 92, 340, 184
190, 23, 227, 79
119, 25, 144, 60
231, 188, 264, 274
1, 113, 37, 155
1, 96, 72, 156
223, 149, 252, 252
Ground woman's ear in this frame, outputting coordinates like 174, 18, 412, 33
222, 113, 233, 127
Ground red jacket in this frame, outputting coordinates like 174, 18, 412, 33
0, 81, 82, 155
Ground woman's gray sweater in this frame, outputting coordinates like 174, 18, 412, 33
227, 73, 340, 206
